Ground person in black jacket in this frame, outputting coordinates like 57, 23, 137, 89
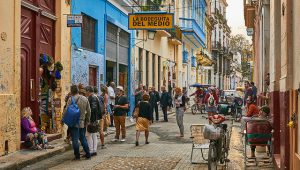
85, 86, 101, 156
160, 86, 170, 122
135, 94, 152, 146
149, 87, 159, 122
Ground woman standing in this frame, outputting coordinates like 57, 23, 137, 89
99, 86, 110, 149
174, 88, 186, 137
135, 94, 152, 146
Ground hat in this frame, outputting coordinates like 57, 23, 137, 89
260, 106, 270, 115
117, 86, 124, 91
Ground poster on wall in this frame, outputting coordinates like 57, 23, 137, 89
67, 14, 83, 27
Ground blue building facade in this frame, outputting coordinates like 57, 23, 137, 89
71, 0, 135, 115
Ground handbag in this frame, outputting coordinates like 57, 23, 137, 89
103, 113, 111, 128
133, 107, 140, 118
87, 121, 100, 133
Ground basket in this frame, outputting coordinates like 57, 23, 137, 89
203, 125, 221, 140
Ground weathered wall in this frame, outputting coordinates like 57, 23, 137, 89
0, 0, 21, 155
54, 0, 71, 134
71, 46, 105, 87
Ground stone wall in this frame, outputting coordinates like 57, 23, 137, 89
0, 0, 21, 156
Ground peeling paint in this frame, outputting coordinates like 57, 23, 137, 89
71, 45, 105, 88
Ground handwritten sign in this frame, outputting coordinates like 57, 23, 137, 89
128, 13, 174, 30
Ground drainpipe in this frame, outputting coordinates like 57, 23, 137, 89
117, 28, 120, 86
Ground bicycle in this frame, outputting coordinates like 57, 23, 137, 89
202, 115, 234, 170
191, 98, 205, 115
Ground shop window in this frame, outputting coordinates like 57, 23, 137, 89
82, 14, 96, 51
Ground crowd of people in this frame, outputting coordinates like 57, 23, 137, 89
20, 77, 271, 160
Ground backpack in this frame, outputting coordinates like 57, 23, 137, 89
208, 94, 215, 107
98, 95, 105, 116
62, 96, 80, 127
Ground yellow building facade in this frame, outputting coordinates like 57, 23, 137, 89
0, 0, 71, 155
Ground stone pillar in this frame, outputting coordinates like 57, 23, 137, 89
269, 0, 281, 156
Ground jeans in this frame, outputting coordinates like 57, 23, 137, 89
110, 104, 114, 126
154, 104, 159, 120
114, 116, 126, 139
70, 127, 90, 159
162, 106, 168, 122
86, 132, 98, 154
176, 107, 184, 135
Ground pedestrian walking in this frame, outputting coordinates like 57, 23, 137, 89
174, 88, 186, 137
243, 81, 253, 106
160, 86, 171, 122
250, 82, 257, 103
85, 86, 101, 156
64, 85, 91, 160
149, 87, 159, 122
135, 84, 144, 106
153, 87, 160, 121
112, 86, 129, 142
135, 94, 152, 146
95, 86, 107, 149
108, 82, 116, 127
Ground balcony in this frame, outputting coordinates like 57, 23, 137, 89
212, 41, 221, 51
191, 56, 197, 68
167, 25, 182, 45
183, 50, 189, 64
179, 18, 206, 48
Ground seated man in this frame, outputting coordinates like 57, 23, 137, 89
248, 106, 271, 157
190, 87, 204, 106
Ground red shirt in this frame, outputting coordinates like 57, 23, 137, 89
204, 93, 219, 105
246, 104, 259, 117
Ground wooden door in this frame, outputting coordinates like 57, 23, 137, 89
290, 90, 300, 169
21, 7, 39, 123
119, 73, 125, 88
21, 0, 55, 125
89, 67, 97, 86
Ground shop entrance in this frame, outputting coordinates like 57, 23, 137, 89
106, 61, 116, 85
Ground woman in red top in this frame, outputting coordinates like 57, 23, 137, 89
245, 96, 259, 117
241, 96, 259, 132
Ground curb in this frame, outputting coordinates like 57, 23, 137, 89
0, 111, 175, 170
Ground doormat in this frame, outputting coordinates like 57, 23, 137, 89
93, 156, 181, 170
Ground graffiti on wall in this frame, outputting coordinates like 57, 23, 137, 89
71, 45, 105, 88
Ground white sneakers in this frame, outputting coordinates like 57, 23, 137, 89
111, 138, 126, 142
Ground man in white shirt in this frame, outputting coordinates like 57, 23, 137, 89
108, 82, 116, 127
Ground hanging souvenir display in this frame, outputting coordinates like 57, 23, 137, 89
38, 54, 64, 133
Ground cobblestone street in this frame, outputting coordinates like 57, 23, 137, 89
20, 110, 274, 170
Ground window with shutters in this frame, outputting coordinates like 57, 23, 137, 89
82, 14, 96, 51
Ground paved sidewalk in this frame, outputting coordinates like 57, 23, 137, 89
0, 109, 175, 170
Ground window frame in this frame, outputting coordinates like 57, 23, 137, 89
81, 13, 96, 52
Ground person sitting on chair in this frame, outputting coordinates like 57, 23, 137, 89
248, 106, 271, 158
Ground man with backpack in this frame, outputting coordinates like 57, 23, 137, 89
204, 87, 219, 123
63, 85, 91, 160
